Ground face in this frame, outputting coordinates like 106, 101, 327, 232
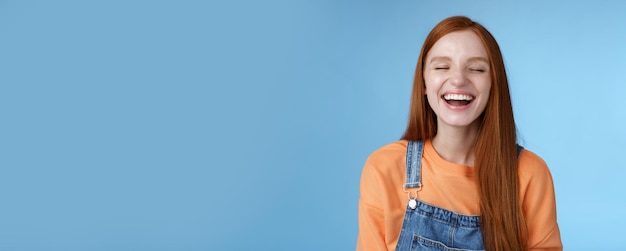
424, 30, 491, 129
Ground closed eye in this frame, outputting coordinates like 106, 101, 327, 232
470, 68, 485, 73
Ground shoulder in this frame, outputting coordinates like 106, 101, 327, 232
360, 140, 408, 183
518, 148, 555, 189
364, 140, 408, 170
518, 149, 550, 174
360, 140, 408, 204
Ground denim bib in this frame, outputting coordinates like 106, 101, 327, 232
396, 141, 523, 251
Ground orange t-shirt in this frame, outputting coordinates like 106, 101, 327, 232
357, 140, 562, 250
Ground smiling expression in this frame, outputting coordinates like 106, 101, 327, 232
424, 30, 492, 129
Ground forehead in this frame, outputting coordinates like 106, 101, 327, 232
426, 30, 488, 61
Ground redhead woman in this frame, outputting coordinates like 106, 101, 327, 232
356, 16, 562, 251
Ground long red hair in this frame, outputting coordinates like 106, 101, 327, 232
401, 16, 527, 250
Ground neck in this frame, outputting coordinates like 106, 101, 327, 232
432, 121, 480, 166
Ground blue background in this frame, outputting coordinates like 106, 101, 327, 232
1, 1, 625, 250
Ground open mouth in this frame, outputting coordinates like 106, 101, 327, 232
442, 93, 474, 106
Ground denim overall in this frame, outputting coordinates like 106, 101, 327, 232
395, 141, 522, 251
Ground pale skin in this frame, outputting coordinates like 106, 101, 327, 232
423, 30, 492, 167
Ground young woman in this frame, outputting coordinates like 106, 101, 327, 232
357, 16, 562, 251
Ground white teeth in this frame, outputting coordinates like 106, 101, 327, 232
443, 94, 474, 101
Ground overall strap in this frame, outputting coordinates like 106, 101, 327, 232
404, 141, 522, 189
405, 140, 424, 189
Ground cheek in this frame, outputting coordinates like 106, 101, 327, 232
424, 85, 440, 109
480, 79, 492, 98
468, 75, 491, 97
423, 78, 441, 107
423, 75, 438, 95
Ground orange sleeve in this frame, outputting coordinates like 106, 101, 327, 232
356, 156, 388, 251
520, 151, 563, 250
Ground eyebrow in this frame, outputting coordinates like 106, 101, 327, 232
467, 57, 489, 64
429, 56, 451, 63
429, 56, 489, 64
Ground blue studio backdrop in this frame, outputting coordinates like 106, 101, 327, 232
1, 1, 625, 250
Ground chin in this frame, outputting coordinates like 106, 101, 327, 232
439, 117, 482, 128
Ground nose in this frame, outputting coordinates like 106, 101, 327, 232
449, 68, 467, 87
